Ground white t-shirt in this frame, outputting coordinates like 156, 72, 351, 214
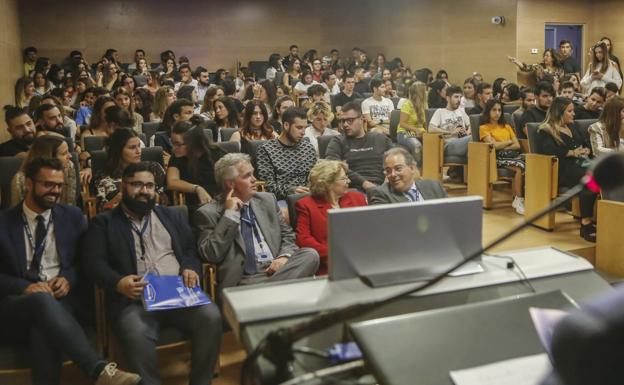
304, 126, 340, 154
428, 107, 471, 138
361, 96, 394, 122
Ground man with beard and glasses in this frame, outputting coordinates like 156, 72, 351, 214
33, 104, 71, 138
82, 162, 222, 385
0, 105, 36, 157
0, 157, 141, 385
256, 107, 317, 201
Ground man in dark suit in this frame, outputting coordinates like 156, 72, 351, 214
368, 147, 447, 205
0, 158, 139, 385
82, 162, 221, 385
193, 153, 319, 292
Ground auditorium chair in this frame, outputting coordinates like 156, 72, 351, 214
286, 192, 311, 228
274, 72, 284, 87
389, 109, 401, 143
421, 118, 469, 185
317, 135, 333, 159
595, 200, 624, 276
219, 127, 239, 142
390, 97, 401, 109
503, 104, 520, 114
84, 135, 107, 153
248, 61, 269, 80
425, 108, 437, 128
202, 128, 213, 144
0, 156, 25, 210
466, 115, 516, 209
142, 122, 161, 147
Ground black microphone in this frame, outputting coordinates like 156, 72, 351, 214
242, 154, 620, 385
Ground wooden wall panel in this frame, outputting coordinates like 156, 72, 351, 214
0, 0, 22, 142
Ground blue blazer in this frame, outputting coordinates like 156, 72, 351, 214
0, 203, 87, 300
82, 205, 201, 321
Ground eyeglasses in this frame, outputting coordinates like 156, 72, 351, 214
383, 164, 408, 175
33, 180, 66, 190
339, 116, 361, 125
127, 181, 156, 190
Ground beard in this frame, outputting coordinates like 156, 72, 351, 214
122, 193, 156, 217
33, 191, 60, 210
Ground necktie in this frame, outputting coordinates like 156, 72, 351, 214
407, 188, 420, 202
28, 215, 46, 280
240, 205, 258, 275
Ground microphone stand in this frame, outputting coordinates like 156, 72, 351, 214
242, 183, 586, 385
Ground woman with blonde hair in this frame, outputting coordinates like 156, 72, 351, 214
295, 159, 367, 275
15, 77, 35, 110
589, 96, 624, 156
537, 97, 597, 241
581, 41, 622, 94
397, 81, 427, 164
150, 85, 175, 122
304, 102, 339, 154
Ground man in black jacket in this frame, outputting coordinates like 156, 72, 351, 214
83, 162, 222, 385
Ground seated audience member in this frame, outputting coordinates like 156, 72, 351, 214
33, 104, 70, 138
538, 97, 597, 242
397, 81, 427, 165
81, 96, 116, 148
0, 157, 140, 385
270, 95, 295, 134
193, 153, 320, 289
75, 87, 97, 126
177, 85, 200, 113
461, 77, 477, 109
302, 84, 327, 110
282, 58, 302, 90
113, 88, 144, 133
581, 42, 622, 94
332, 74, 363, 117
321, 71, 340, 98
502, 83, 521, 105
492, 78, 508, 101
559, 81, 576, 100
245, 80, 276, 115
94, 128, 164, 212
295, 160, 367, 274
132, 88, 154, 124
304, 102, 339, 154
589, 96, 624, 156
40, 94, 78, 139
83, 162, 221, 385
574, 87, 606, 120
517, 81, 555, 139
467, 82, 493, 115
33, 70, 53, 96
352, 66, 371, 94
221, 79, 245, 114
266, 53, 285, 82
150, 85, 175, 122
154, 98, 195, 155
293, 71, 317, 101
174, 63, 198, 91
199, 85, 224, 121
194, 67, 211, 103
257, 107, 317, 201
325, 101, 393, 191
11, 135, 77, 207
362, 78, 395, 135
428, 85, 472, 166
605, 82, 619, 100
427, 79, 448, 109
167, 120, 226, 208
230, 101, 277, 142
0, 105, 35, 157
214, 96, 242, 137
479, 100, 525, 214
368, 147, 446, 205
512, 87, 536, 124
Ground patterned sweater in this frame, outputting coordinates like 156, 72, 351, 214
256, 138, 318, 200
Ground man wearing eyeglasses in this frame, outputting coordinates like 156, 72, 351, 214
368, 147, 447, 205
0, 157, 141, 384
82, 161, 222, 385
325, 101, 393, 192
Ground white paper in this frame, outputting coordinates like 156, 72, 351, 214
529, 307, 568, 358
449, 354, 551, 385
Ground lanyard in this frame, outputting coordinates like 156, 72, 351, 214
129, 214, 150, 258
22, 213, 52, 260
241, 206, 263, 245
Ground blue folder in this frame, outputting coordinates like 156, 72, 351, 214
142, 274, 211, 311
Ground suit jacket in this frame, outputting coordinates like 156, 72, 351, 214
193, 192, 298, 290
82, 205, 200, 321
366, 179, 447, 205
295, 191, 367, 274
0, 203, 86, 300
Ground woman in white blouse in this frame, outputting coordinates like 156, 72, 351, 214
588, 96, 624, 156
581, 42, 623, 95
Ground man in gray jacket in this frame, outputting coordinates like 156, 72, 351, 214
367, 147, 447, 204
193, 153, 319, 295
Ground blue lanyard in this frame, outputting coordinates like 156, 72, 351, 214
21, 213, 52, 263
241, 206, 264, 245
129, 215, 150, 257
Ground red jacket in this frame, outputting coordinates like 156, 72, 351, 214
295, 191, 367, 275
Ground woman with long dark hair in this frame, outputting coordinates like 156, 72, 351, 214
200, 85, 224, 121
266, 53, 285, 81
581, 41, 622, 95
230, 100, 276, 142
589, 96, 624, 156
427, 79, 448, 109
33, 70, 53, 96
213, 96, 241, 130
509, 49, 563, 82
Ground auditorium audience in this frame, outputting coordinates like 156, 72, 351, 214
509, 49, 563, 82
39, 95, 78, 140
326, 101, 393, 191
427, 79, 448, 109
230, 101, 277, 142
33, 70, 53, 97
517, 81, 555, 139
154, 98, 195, 154
0, 157, 141, 385
132, 87, 154, 124
270, 95, 295, 134
0, 105, 36, 157
295, 160, 367, 274
581, 41, 622, 94
193, 153, 319, 289
368, 147, 446, 205
601, 36, 623, 86
74, 87, 97, 126
22, 46, 37, 77
575, 87, 606, 119
397, 81, 427, 165
558, 40, 580, 76
353, 66, 371, 94
113, 87, 143, 133
537, 97, 597, 242
33, 104, 70, 138
81, 96, 116, 148
467, 82, 493, 115
266, 53, 285, 81
14, 77, 35, 110
174, 64, 198, 91
461, 77, 477, 109
103, 105, 135, 134
83, 161, 221, 385
332, 74, 363, 117
362, 78, 395, 135
11, 135, 77, 207
167, 120, 226, 208
283, 58, 302, 90
150, 85, 175, 122
199, 85, 224, 121
479, 99, 525, 214
605, 82, 619, 100
304, 102, 339, 154
512, 87, 536, 125
588, 96, 624, 156
492, 78, 508, 101
214, 96, 241, 131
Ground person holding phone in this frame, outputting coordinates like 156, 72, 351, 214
581, 41, 622, 95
